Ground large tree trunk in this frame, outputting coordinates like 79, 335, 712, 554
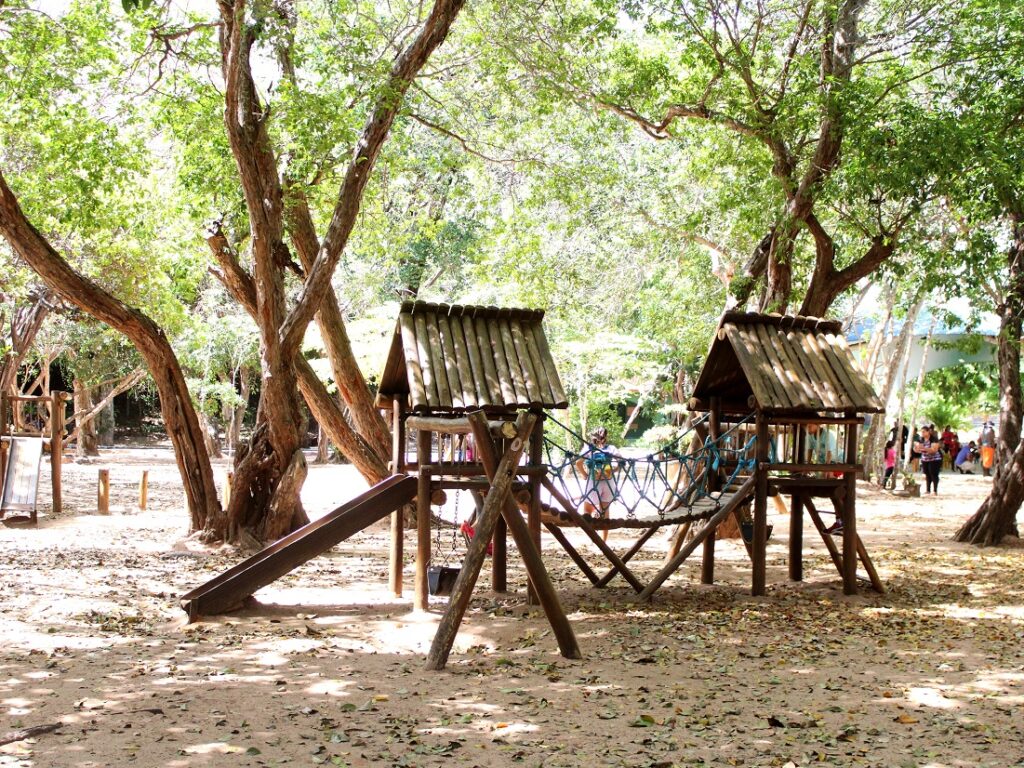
0, 170, 223, 532
72, 378, 99, 457
956, 212, 1024, 544
209, 0, 463, 544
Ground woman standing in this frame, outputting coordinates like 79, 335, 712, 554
915, 425, 943, 495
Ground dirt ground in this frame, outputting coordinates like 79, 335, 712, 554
1, 449, 1023, 768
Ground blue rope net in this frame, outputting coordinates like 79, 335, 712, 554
541, 413, 760, 527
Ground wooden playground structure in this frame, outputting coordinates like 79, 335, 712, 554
181, 304, 885, 669
0, 391, 68, 524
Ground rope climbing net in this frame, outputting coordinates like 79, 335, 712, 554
541, 413, 764, 526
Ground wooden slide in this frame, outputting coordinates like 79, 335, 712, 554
1, 437, 44, 523
180, 474, 417, 620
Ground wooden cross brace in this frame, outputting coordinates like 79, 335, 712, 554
425, 410, 581, 670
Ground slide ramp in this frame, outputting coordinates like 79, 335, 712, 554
181, 474, 417, 619
1, 437, 44, 521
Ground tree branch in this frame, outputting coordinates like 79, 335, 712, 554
280, 0, 466, 352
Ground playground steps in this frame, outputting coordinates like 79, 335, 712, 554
180, 473, 417, 619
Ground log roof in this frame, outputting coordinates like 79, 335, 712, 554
376, 301, 569, 413
691, 311, 884, 414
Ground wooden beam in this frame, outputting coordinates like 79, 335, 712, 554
789, 493, 803, 582
539, 476, 646, 593
841, 423, 859, 595
390, 398, 405, 597
752, 413, 769, 596
637, 475, 757, 601
415, 428, 431, 611
544, 522, 601, 585
467, 412, 580, 660
426, 413, 536, 670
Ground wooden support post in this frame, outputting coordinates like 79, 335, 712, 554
544, 522, 600, 585
390, 398, 405, 597
637, 475, 756, 601
415, 428, 432, 611
427, 412, 558, 669
138, 470, 149, 511
462, 411, 580, 662
701, 398, 721, 584
789, 493, 803, 582
540, 476, 646, 593
527, 414, 544, 604
97, 468, 110, 514
664, 522, 691, 565
596, 526, 660, 587
842, 421, 859, 595
752, 412, 769, 596
492, 515, 508, 592
492, 437, 508, 592
50, 391, 64, 517
806, 497, 845, 575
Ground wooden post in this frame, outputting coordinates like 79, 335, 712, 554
415, 428, 432, 611
526, 414, 544, 604
390, 398, 405, 597
97, 468, 110, 514
223, 471, 234, 509
491, 433, 508, 592
426, 412, 546, 669
468, 412, 580, 656
138, 470, 149, 510
842, 420, 859, 595
50, 391, 64, 517
788, 493, 803, 581
701, 397, 721, 584
751, 412, 769, 596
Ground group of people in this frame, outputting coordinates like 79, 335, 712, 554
884, 418, 999, 494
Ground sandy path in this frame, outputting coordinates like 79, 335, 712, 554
1, 451, 1022, 767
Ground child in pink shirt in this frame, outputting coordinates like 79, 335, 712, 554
883, 439, 896, 488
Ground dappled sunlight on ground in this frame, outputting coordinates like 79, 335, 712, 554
1, 455, 1022, 766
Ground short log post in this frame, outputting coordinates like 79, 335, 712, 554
426, 412, 540, 670
138, 470, 149, 511
390, 398, 405, 597
701, 397, 721, 584
415, 428, 432, 611
97, 468, 110, 514
842, 419, 859, 595
50, 391, 65, 517
223, 471, 233, 509
751, 412, 769, 596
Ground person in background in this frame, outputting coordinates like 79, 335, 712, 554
909, 426, 922, 472
978, 419, 996, 477
955, 441, 977, 474
576, 427, 619, 540
915, 425, 943, 494
883, 439, 897, 488
941, 425, 956, 469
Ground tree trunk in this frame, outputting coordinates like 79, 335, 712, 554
0, 289, 51, 396
861, 293, 925, 480
0, 170, 223, 533
73, 378, 99, 457
228, 366, 250, 455
956, 212, 1024, 544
